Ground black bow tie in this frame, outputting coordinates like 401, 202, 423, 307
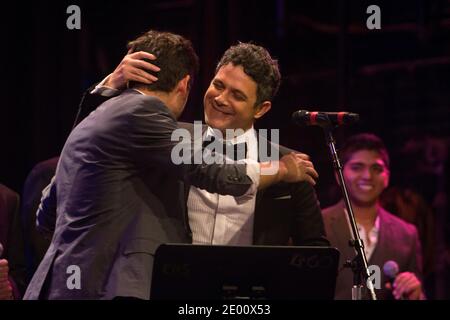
202, 136, 248, 161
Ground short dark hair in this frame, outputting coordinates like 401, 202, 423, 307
216, 42, 281, 106
339, 133, 390, 169
127, 30, 199, 92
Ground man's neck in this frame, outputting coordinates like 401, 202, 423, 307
351, 201, 379, 230
134, 85, 169, 100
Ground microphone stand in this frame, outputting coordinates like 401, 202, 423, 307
322, 125, 377, 300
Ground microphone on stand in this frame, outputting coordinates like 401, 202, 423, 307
291, 108, 374, 299
292, 110, 359, 127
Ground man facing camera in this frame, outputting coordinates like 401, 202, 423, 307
322, 133, 425, 300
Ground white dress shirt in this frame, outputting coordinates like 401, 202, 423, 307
344, 208, 380, 261
189, 127, 259, 245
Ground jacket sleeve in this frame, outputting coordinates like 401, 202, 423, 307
290, 181, 330, 246
127, 100, 256, 197
72, 83, 118, 128
36, 177, 57, 238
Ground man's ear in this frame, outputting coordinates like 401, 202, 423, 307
254, 101, 271, 120
177, 75, 190, 95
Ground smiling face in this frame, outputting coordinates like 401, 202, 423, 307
343, 150, 390, 207
203, 63, 270, 133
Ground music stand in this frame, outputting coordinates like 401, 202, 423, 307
150, 244, 340, 300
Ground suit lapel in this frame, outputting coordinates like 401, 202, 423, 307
331, 205, 358, 262
367, 208, 396, 299
252, 133, 283, 243
369, 208, 393, 266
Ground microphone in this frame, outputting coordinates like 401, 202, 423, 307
383, 260, 399, 280
292, 110, 359, 127
0, 242, 3, 257
383, 260, 404, 299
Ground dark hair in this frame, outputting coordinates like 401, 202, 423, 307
216, 42, 281, 106
339, 133, 390, 169
127, 30, 199, 92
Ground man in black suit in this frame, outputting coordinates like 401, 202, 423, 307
86, 42, 328, 247
24, 31, 310, 300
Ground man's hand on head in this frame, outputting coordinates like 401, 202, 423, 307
105, 50, 160, 90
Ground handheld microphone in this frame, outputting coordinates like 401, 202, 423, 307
383, 260, 399, 280
0, 242, 3, 257
292, 110, 359, 127
383, 260, 404, 299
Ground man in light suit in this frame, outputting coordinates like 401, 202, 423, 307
24, 31, 308, 300
322, 133, 425, 300
88, 42, 328, 247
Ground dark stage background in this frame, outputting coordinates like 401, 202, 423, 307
2, 0, 449, 204
1, 0, 450, 299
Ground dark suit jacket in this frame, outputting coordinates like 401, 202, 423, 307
0, 184, 27, 298
24, 90, 255, 300
179, 122, 329, 247
322, 201, 423, 300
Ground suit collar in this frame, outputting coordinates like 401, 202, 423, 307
329, 201, 357, 260
369, 206, 395, 265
